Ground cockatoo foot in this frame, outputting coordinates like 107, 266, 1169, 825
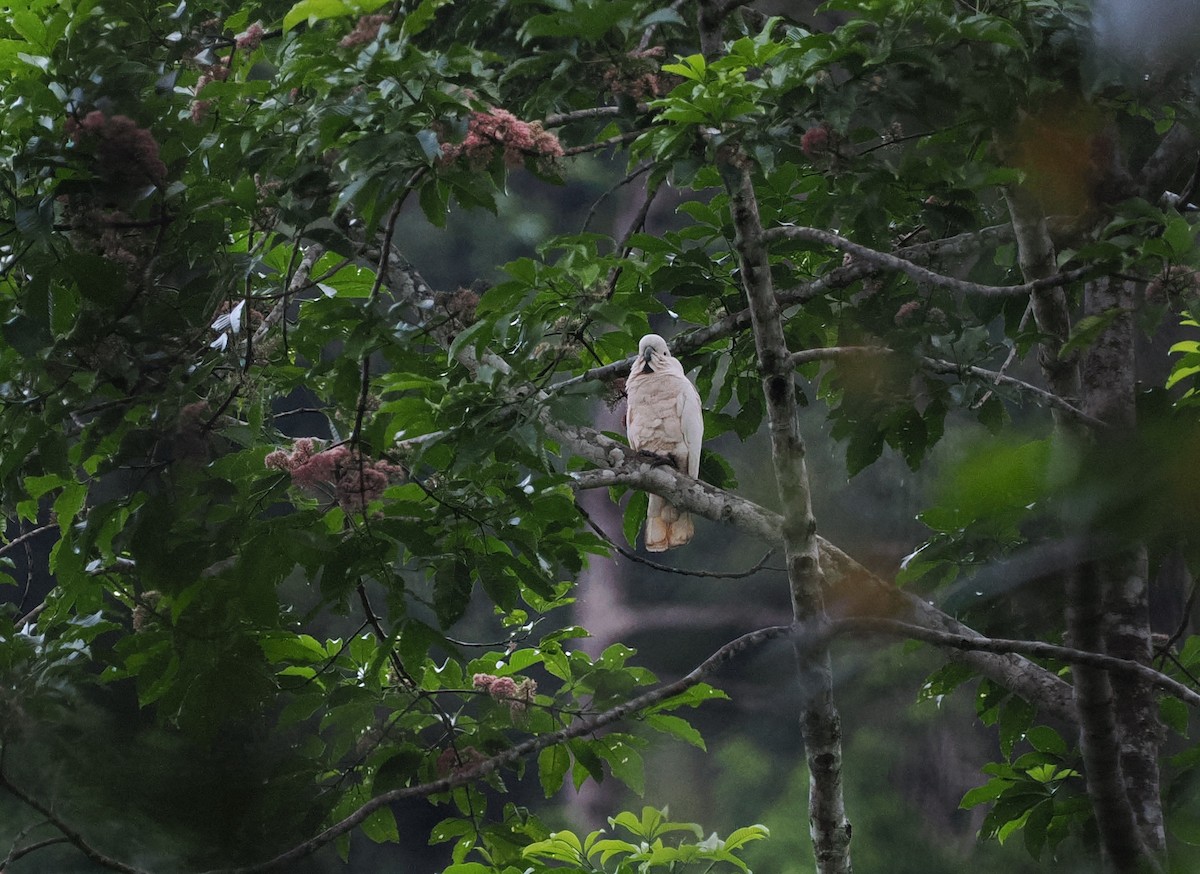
634, 449, 678, 469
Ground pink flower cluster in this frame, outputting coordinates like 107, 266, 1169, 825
265, 437, 405, 512
340, 13, 388, 48
441, 109, 564, 169
603, 46, 669, 100
235, 21, 265, 51
473, 672, 538, 717
66, 111, 167, 188
801, 122, 833, 158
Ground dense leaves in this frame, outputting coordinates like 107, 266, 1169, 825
3, 0, 1200, 872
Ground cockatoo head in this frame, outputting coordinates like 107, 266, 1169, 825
637, 333, 672, 372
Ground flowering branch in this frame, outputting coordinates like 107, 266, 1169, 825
197, 623, 795, 874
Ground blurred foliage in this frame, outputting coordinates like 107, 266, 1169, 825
2, 0, 1200, 871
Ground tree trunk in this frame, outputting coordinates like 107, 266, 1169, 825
1080, 276, 1166, 862
718, 145, 852, 874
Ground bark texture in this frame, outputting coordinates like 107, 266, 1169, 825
718, 146, 852, 874
1080, 277, 1166, 863
1006, 184, 1163, 871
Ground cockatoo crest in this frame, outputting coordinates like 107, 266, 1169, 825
624, 334, 703, 551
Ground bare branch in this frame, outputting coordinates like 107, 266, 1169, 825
824, 618, 1200, 708
562, 130, 647, 157
4, 835, 71, 867
0, 523, 55, 561
251, 243, 324, 346
0, 769, 153, 874
578, 501, 781, 578
762, 224, 1090, 298
1138, 122, 1200, 203
543, 105, 637, 128
919, 356, 1103, 428
717, 141, 850, 873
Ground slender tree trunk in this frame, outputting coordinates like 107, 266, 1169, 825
1080, 276, 1166, 861
1005, 195, 1162, 871
1002, 186, 1080, 411
718, 145, 852, 873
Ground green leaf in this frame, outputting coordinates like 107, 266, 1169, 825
961, 779, 1009, 809
283, 0, 353, 31
538, 744, 570, 797
433, 561, 473, 628
643, 713, 706, 750
623, 490, 647, 549
596, 736, 644, 795
1025, 725, 1067, 756
1061, 309, 1122, 357
361, 805, 399, 844
429, 817, 474, 845
999, 696, 1036, 759
1160, 696, 1189, 737
402, 0, 453, 38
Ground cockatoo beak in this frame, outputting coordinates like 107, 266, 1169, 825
642, 347, 655, 370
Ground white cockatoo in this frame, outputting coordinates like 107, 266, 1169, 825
625, 333, 704, 551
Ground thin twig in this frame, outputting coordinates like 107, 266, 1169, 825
762, 224, 1090, 298
638, 0, 689, 50
784, 344, 1105, 429
562, 130, 647, 157
581, 164, 654, 234
972, 302, 1033, 410
579, 501, 781, 578
543, 105, 638, 128
0, 769, 152, 874
1160, 576, 1199, 661
4, 835, 71, 866
0, 523, 55, 560
350, 197, 406, 449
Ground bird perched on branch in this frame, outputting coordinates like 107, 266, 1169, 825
625, 333, 703, 551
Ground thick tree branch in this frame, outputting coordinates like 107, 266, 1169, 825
822, 618, 1200, 708
1138, 122, 1200, 203
1081, 276, 1166, 863
1003, 186, 1081, 426
567, 448, 1078, 726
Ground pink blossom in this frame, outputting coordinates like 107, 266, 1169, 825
236, 21, 265, 51
340, 14, 387, 48
801, 123, 832, 158
441, 108, 564, 169
894, 300, 922, 326
265, 439, 404, 511
487, 677, 518, 699
71, 112, 167, 187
